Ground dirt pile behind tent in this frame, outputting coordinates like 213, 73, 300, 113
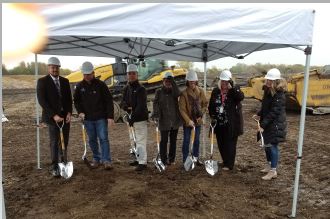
2, 78, 330, 218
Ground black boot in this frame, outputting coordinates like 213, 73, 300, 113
135, 164, 147, 171
196, 159, 204, 166
50, 164, 60, 177
129, 160, 139, 166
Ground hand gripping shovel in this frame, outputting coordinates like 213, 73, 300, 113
56, 121, 73, 179
152, 119, 165, 172
81, 121, 92, 169
123, 112, 139, 159
184, 126, 196, 171
253, 117, 265, 148
205, 120, 218, 176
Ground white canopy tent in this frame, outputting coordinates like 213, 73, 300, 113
14, 3, 315, 218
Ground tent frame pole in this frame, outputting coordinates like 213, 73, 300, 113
290, 46, 312, 218
35, 54, 41, 170
202, 61, 207, 158
1, 38, 6, 218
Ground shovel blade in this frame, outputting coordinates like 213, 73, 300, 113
205, 160, 218, 176
129, 148, 139, 159
58, 161, 73, 179
153, 158, 166, 172
184, 156, 196, 171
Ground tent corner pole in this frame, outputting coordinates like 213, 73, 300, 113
202, 61, 207, 158
290, 46, 312, 218
35, 53, 41, 170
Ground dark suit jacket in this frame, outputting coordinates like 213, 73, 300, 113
37, 74, 72, 124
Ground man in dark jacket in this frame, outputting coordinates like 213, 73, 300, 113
37, 57, 72, 177
120, 64, 149, 171
74, 61, 114, 170
152, 72, 182, 165
208, 70, 244, 170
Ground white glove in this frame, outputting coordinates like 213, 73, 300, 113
79, 113, 85, 120
188, 120, 195, 127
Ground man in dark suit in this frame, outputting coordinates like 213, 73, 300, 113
37, 57, 72, 177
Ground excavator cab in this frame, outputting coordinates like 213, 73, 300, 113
138, 59, 167, 81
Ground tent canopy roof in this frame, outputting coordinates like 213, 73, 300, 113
39, 3, 315, 62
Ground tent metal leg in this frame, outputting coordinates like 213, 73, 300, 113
290, 46, 312, 218
1, 50, 6, 219
202, 61, 207, 158
1, 185, 5, 219
35, 54, 41, 170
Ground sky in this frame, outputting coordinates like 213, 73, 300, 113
3, 3, 330, 72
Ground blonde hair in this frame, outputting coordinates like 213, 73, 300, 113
269, 79, 287, 96
217, 79, 234, 90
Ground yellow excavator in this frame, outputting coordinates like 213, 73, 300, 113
66, 59, 187, 97
65, 59, 188, 121
241, 66, 330, 114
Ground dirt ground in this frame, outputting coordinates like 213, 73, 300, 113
2, 82, 330, 218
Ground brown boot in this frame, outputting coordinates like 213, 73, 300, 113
104, 162, 113, 170
262, 170, 277, 180
90, 160, 100, 169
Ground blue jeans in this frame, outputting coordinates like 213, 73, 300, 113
84, 119, 111, 163
182, 126, 201, 163
265, 144, 279, 169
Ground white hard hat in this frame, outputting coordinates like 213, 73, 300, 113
163, 71, 173, 79
265, 68, 281, 80
47, 57, 61, 66
81, 61, 94, 75
219, 70, 232, 81
127, 64, 138, 72
185, 70, 198, 81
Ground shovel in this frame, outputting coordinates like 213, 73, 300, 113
123, 112, 139, 159
152, 119, 166, 172
81, 121, 92, 169
205, 120, 218, 176
253, 117, 265, 148
184, 126, 196, 171
56, 121, 73, 179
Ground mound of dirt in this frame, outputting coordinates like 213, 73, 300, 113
2, 75, 38, 89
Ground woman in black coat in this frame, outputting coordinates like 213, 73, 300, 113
254, 68, 287, 180
208, 70, 244, 170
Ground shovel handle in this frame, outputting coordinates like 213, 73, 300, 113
252, 116, 263, 133
130, 126, 137, 142
156, 126, 160, 145
82, 125, 87, 143
60, 130, 65, 151
210, 128, 214, 152
187, 126, 196, 154
191, 126, 195, 144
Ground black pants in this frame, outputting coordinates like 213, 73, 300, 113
215, 125, 238, 169
160, 129, 178, 164
48, 122, 70, 168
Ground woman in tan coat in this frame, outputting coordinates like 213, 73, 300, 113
179, 70, 208, 165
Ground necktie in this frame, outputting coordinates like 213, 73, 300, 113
54, 78, 63, 111
54, 79, 61, 97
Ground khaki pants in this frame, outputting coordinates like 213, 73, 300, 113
134, 120, 148, 164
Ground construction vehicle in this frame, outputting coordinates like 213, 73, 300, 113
66, 59, 188, 121
66, 59, 187, 96
241, 66, 330, 114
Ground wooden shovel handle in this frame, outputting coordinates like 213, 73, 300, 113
60, 130, 65, 151
190, 126, 195, 144
82, 125, 87, 143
